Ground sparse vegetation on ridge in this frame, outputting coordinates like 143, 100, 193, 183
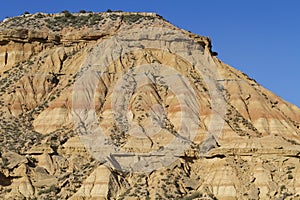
0, 11, 159, 32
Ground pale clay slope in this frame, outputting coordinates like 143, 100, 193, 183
0, 12, 299, 199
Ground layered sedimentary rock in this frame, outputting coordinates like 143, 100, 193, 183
0, 12, 299, 199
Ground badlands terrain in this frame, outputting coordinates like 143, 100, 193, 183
0, 11, 300, 199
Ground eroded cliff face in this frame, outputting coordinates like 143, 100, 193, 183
0, 12, 299, 200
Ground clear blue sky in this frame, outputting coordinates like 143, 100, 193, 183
1, 1, 299, 107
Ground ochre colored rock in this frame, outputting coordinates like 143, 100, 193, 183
0, 11, 299, 199
70, 165, 114, 199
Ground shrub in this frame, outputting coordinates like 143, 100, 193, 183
61, 10, 73, 18
89, 14, 103, 25
212, 51, 218, 56
280, 185, 286, 191
35, 13, 44, 19
123, 14, 144, 24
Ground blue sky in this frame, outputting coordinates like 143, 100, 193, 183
1, 1, 299, 107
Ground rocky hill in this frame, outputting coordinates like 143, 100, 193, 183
0, 11, 299, 200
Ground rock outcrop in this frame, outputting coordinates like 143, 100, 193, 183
0, 11, 299, 199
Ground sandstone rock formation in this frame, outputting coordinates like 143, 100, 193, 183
0, 11, 299, 199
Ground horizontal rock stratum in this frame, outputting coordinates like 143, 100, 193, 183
0, 11, 299, 200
